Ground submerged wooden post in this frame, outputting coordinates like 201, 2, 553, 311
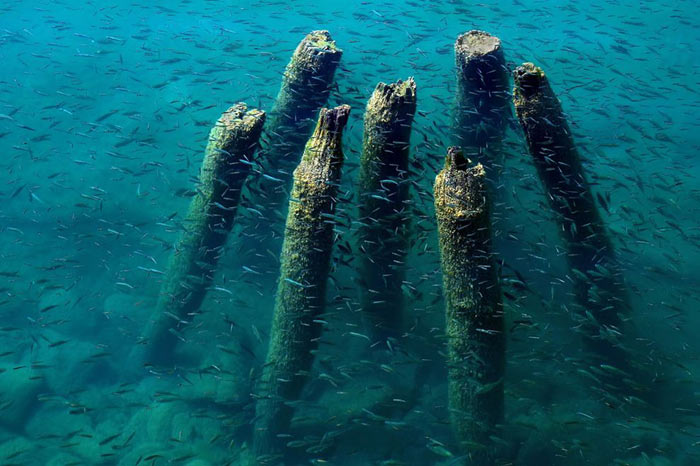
144, 103, 265, 364
512, 63, 630, 369
358, 78, 417, 345
434, 147, 505, 464
252, 105, 350, 463
253, 30, 342, 234
454, 30, 510, 176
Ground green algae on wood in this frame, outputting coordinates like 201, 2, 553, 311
434, 147, 505, 465
253, 30, 343, 238
358, 78, 417, 345
454, 30, 511, 175
252, 105, 350, 463
512, 63, 631, 369
143, 103, 265, 365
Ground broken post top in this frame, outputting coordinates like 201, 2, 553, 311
211, 102, 265, 145
444, 146, 469, 171
315, 104, 351, 136
203, 102, 265, 182
299, 30, 342, 55
217, 102, 265, 131
453, 30, 510, 154
455, 30, 502, 59
298, 104, 350, 178
273, 30, 342, 134
283, 29, 342, 90
288, 30, 342, 77
513, 62, 548, 95
512, 62, 583, 171
512, 62, 555, 111
435, 147, 487, 221
366, 78, 417, 123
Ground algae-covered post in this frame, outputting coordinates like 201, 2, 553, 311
143, 103, 265, 365
358, 78, 417, 345
434, 147, 505, 465
512, 63, 630, 369
253, 30, 342, 232
253, 105, 350, 463
454, 30, 510, 178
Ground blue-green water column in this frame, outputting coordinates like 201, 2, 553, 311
143, 103, 265, 365
513, 63, 630, 371
252, 105, 350, 464
435, 147, 505, 465
358, 78, 417, 345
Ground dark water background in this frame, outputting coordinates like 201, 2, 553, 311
0, 0, 698, 464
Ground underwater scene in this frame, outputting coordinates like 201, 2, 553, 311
1, 0, 698, 465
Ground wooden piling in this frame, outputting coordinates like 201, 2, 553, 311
248, 30, 343, 260
513, 62, 631, 369
144, 103, 265, 365
454, 30, 510, 177
252, 105, 350, 463
358, 78, 417, 344
434, 147, 505, 465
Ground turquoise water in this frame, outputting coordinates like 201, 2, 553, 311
1, 0, 698, 464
